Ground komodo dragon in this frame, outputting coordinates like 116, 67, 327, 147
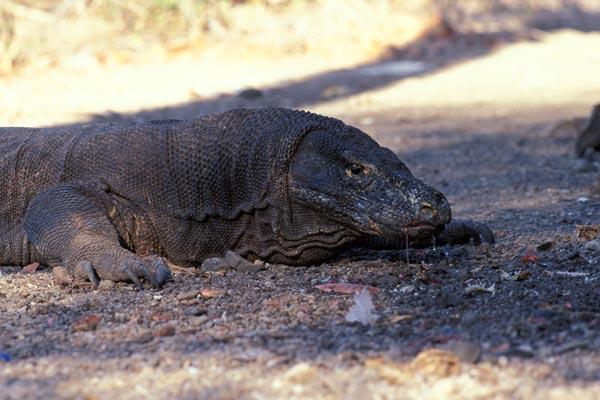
0, 107, 492, 289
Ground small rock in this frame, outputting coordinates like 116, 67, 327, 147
573, 158, 598, 173
503, 344, 535, 358
370, 273, 401, 286
582, 147, 600, 162
523, 280, 536, 289
238, 88, 263, 100
435, 292, 460, 308
224, 250, 265, 273
176, 291, 200, 301
536, 240, 555, 251
201, 257, 230, 272
577, 197, 589, 203
182, 305, 208, 316
584, 240, 600, 252
154, 325, 176, 337
133, 330, 154, 344
516, 270, 531, 281
411, 348, 461, 377
233, 347, 274, 362
532, 309, 557, 319
444, 341, 481, 363
200, 288, 218, 298
189, 315, 209, 326
71, 314, 101, 332
98, 280, 116, 291
53, 266, 74, 285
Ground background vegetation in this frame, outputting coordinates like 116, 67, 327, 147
0, 0, 588, 75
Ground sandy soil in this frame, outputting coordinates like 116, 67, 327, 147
1, 20, 600, 400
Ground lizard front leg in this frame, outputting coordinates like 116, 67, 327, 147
23, 184, 170, 289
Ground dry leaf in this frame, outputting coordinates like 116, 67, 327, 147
576, 224, 600, 240
71, 314, 101, 332
21, 262, 40, 274
200, 288, 219, 298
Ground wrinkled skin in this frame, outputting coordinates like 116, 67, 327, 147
289, 129, 451, 243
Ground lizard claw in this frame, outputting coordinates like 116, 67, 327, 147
124, 267, 144, 290
124, 259, 159, 288
70, 254, 171, 289
77, 260, 100, 289
151, 257, 172, 286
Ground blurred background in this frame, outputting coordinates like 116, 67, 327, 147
1, 0, 600, 126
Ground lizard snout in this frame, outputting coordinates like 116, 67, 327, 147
415, 189, 451, 226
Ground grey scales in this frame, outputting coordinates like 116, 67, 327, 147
0, 107, 492, 288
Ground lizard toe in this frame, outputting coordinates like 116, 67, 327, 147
68, 254, 170, 289
474, 222, 495, 244
132, 259, 161, 288
150, 257, 171, 286
75, 260, 100, 288
123, 267, 144, 290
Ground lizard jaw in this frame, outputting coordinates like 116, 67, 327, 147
368, 218, 440, 239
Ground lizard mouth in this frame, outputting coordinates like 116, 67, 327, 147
401, 223, 440, 238
368, 219, 439, 239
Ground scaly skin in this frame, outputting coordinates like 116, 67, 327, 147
0, 107, 492, 288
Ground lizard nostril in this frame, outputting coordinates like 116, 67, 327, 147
435, 191, 445, 203
419, 202, 436, 221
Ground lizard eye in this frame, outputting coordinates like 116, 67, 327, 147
347, 163, 365, 177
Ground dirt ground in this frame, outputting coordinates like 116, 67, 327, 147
2, 9, 600, 400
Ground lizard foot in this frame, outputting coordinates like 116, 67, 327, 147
71, 254, 171, 290
436, 219, 495, 245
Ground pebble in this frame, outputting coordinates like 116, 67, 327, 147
134, 331, 154, 344
52, 266, 74, 285
573, 158, 598, 173
176, 291, 201, 301
182, 305, 208, 316
224, 251, 265, 273
536, 240, 555, 251
501, 344, 535, 358
154, 325, 176, 337
200, 257, 230, 272
582, 147, 600, 162
577, 197, 590, 203
584, 240, 600, 252
411, 348, 461, 377
98, 280, 116, 291
238, 88, 263, 100
444, 340, 482, 363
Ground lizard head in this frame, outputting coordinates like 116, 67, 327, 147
288, 126, 451, 240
